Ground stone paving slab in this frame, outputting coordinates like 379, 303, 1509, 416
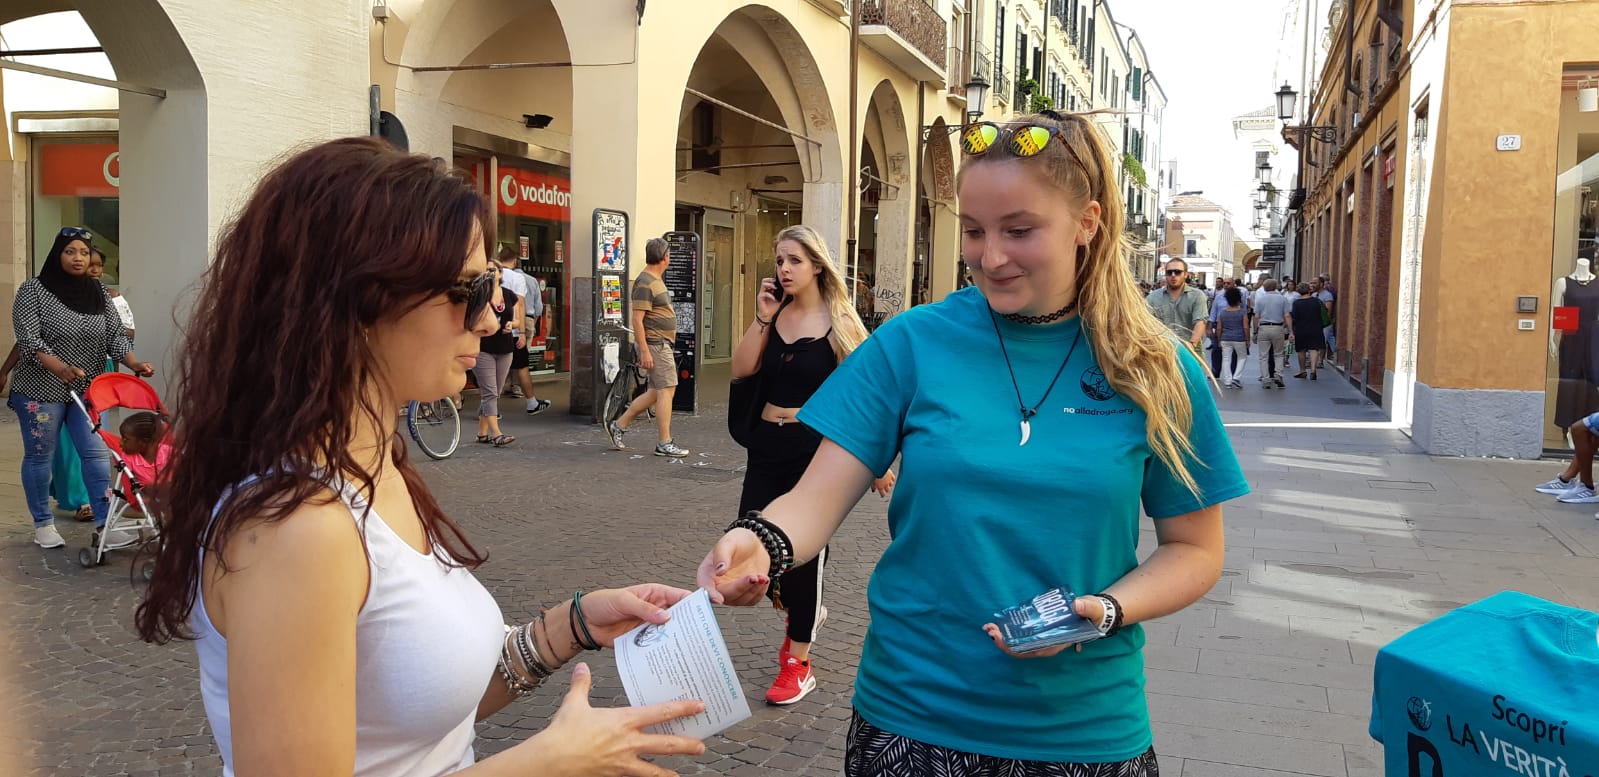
2, 359, 1597, 775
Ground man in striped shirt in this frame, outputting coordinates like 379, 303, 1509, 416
607, 237, 690, 457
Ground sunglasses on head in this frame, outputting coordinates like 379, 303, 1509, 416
960, 120, 1096, 190
446, 271, 498, 330
58, 227, 91, 241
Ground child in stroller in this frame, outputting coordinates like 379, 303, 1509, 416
118, 411, 171, 491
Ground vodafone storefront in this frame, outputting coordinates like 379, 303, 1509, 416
458, 149, 572, 376
32, 138, 122, 283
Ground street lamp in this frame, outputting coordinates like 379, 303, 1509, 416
1274, 82, 1337, 144
1256, 159, 1272, 184
964, 74, 990, 126
922, 74, 991, 141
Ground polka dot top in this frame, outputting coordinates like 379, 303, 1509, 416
10, 278, 132, 403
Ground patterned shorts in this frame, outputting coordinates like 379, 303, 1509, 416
845, 711, 1160, 777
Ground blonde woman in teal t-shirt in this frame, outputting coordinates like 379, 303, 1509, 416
698, 110, 1250, 776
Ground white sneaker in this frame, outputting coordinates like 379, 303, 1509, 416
34, 525, 65, 549
1558, 484, 1599, 504
1535, 476, 1576, 495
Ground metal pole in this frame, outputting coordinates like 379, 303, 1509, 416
0, 58, 164, 98
369, 85, 381, 137
685, 88, 823, 147
847, 1, 862, 304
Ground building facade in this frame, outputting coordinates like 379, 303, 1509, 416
1165, 194, 1237, 286
2, 0, 1163, 413
1286, 0, 1599, 458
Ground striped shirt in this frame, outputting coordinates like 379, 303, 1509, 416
10, 278, 131, 403
632, 270, 675, 345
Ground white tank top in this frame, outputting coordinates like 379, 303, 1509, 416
192, 477, 504, 776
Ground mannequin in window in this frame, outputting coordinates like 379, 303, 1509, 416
1553, 257, 1599, 433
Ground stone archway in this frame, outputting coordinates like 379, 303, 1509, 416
921, 116, 961, 300
0, 2, 209, 393
862, 79, 913, 317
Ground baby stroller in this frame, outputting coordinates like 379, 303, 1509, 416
68, 373, 166, 577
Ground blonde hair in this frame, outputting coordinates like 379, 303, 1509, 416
957, 111, 1201, 494
773, 225, 869, 360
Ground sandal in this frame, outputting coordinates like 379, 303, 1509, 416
74, 505, 94, 522
491, 434, 516, 447
476, 434, 495, 444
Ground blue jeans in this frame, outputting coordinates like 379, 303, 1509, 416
9, 392, 112, 528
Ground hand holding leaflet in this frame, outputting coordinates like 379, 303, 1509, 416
987, 587, 1104, 655
614, 589, 752, 740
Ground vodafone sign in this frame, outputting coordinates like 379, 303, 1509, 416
40, 143, 120, 197
457, 154, 571, 223
497, 167, 571, 221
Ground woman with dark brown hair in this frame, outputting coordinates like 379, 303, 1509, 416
135, 138, 705, 777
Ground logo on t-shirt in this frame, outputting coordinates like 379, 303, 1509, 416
1080, 366, 1116, 401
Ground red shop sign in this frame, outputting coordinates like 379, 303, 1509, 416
455, 156, 571, 222
39, 143, 120, 197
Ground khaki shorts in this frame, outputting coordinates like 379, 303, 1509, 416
645, 340, 678, 390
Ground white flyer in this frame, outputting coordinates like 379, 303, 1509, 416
614, 588, 751, 740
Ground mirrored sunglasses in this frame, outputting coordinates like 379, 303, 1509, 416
960, 121, 1096, 190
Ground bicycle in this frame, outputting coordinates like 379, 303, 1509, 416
599, 351, 652, 448
407, 397, 461, 459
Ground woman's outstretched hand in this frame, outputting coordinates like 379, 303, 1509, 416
695, 528, 770, 606
578, 584, 693, 648
527, 662, 707, 777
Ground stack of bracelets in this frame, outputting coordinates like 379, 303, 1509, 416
726, 511, 796, 582
497, 592, 605, 700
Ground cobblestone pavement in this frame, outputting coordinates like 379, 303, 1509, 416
3, 362, 1598, 776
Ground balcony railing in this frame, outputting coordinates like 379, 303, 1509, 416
946, 45, 967, 92
973, 43, 992, 83
993, 62, 1010, 105
861, 0, 948, 71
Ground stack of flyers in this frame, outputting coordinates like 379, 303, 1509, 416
992, 587, 1103, 653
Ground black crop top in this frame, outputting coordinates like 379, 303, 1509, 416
760, 308, 838, 408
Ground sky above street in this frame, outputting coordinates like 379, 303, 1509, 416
1112, 0, 1300, 207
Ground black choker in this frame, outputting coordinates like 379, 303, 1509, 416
1000, 301, 1078, 325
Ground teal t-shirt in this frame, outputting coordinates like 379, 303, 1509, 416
798, 286, 1249, 763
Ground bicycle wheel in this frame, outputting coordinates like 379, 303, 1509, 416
600, 369, 632, 428
408, 398, 460, 460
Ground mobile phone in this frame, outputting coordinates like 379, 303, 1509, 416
771, 270, 789, 303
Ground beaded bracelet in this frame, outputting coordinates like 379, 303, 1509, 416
726, 511, 795, 582
1092, 592, 1125, 638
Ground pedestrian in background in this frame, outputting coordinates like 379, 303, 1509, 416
1253, 278, 1290, 389
494, 246, 551, 416
1216, 286, 1250, 389
10, 227, 153, 550
1534, 410, 1599, 504
1147, 257, 1208, 357
608, 238, 690, 457
135, 137, 707, 776
1287, 282, 1327, 380
699, 110, 1246, 777
729, 224, 894, 706
473, 264, 518, 447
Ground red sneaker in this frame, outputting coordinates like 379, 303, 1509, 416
765, 656, 816, 705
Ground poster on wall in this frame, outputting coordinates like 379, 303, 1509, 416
663, 231, 701, 415
601, 275, 625, 323
592, 209, 631, 423
596, 211, 627, 271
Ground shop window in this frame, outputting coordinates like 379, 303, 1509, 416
33, 139, 122, 283
1544, 71, 1599, 451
